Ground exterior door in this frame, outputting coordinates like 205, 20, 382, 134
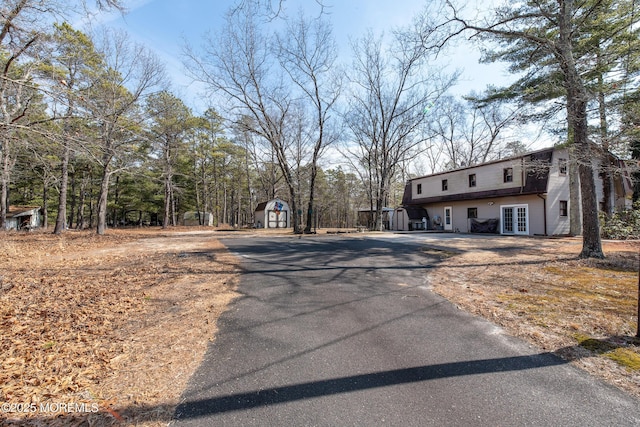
395, 209, 405, 231
268, 210, 288, 228
444, 207, 453, 231
501, 205, 528, 235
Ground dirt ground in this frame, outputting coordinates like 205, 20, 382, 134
0, 228, 638, 426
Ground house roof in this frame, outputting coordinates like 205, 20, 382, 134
407, 147, 556, 181
403, 148, 553, 206
7, 206, 40, 218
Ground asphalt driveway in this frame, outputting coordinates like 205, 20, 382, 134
173, 234, 640, 426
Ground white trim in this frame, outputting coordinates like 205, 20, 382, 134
444, 206, 453, 231
500, 204, 529, 235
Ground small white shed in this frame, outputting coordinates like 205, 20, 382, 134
254, 199, 291, 229
392, 206, 429, 231
5, 206, 41, 231
183, 211, 214, 226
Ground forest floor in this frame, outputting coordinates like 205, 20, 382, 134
0, 228, 638, 426
0, 227, 241, 426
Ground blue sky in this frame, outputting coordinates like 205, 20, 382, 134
91, 0, 510, 115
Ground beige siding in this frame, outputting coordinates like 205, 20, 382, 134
423, 195, 545, 235
412, 159, 525, 200
546, 149, 571, 235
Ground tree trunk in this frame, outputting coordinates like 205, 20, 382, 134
286, 182, 301, 233
304, 164, 318, 234
237, 178, 242, 227
163, 175, 171, 229
77, 170, 90, 229
0, 138, 11, 229
223, 184, 227, 225
559, 0, 603, 258
597, 54, 614, 217
96, 166, 111, 235
68, 168, 77, 229
171, 184, 177, 226
53, 142, 69, 234
578, 157, 604, 258
42, 182, 48, 230
77, 177, 86, 229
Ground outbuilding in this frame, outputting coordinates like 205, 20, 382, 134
5, 206, 41, 231
392, 206, 429, 231
183, 211, 214, 226
254, 199, 291, 229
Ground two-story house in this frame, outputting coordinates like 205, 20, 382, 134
395, 147, 632, 236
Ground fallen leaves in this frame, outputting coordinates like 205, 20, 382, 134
0, 228, 239, 426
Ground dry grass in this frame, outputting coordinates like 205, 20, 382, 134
427, 236, 640, 398
2, 228, 638, 426
0, 228, 240, 426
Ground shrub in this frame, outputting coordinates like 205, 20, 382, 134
600, 202, 640, 240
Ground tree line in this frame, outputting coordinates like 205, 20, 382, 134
1, 0, 639, 258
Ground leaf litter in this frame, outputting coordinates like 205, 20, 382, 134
0, 228, 240, 426
2, 230, 639, 425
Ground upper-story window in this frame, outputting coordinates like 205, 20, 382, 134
468, 174, 476, 187
560, 200, 568, 217
503, 167, 513, 183
417, 183, 422, 195
442, 179, 448, 191
559, 158, 567, 175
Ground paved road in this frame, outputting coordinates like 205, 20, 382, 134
173, 234, 640, 426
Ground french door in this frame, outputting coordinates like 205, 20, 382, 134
501, 205, 528, 235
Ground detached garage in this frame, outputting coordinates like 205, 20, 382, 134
254, 199, 291, 229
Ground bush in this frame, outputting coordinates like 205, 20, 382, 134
600, 202, 640, 240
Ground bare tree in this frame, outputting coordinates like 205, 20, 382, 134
276, 12, 341, 233
428, 94, 519, 171
344, 28, 456, 230
184, 0, 305, 232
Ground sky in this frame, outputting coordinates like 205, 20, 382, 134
89, 0, 513, 116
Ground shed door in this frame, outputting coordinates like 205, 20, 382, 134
396, 210, 405, 230
268, 210, 287, 228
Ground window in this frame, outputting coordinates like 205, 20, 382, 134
467, 208, 478, 219
417, 183, 422, 195
560, 200, 568, 217
559, 158, 567, 175
442, 179, 448, 191
468, 174, 476, 187
503, 167, 513, 183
